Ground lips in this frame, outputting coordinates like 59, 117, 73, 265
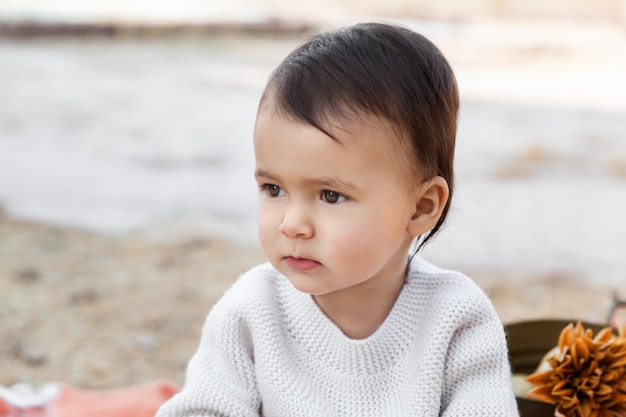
284, 256, 320, 271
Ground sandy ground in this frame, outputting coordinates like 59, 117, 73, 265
1, 213, 623, 390
0, 214, 265, 389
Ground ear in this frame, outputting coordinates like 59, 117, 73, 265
407, 176, 449, 237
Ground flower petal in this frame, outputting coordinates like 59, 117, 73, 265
552, 380, 574, 397
527, 385, 558, 403
526, 370, 554, 385
559, 323, 576, 351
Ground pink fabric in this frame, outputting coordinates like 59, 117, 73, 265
0, 381, 177, 417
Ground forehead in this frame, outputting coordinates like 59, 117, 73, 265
253, 109, 412, 185
256, 106, 402, 153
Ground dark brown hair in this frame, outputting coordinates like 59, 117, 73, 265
260, 22, 459, 249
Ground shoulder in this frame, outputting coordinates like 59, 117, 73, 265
406, 256, 499, 326
209, 262, 282, 319
408, 256, 488, 301
194, 263, 285, 357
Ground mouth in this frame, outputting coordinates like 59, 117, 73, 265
283, 256, 321, 271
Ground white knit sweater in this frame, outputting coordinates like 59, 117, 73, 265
156, 258, 520, 416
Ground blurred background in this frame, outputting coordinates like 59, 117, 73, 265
1, 0, 625, 390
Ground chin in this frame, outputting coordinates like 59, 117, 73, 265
282, 275, 327, 296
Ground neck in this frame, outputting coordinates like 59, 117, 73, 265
313, 258, 409, 340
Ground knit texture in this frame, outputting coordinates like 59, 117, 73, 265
156, 257, 520, 416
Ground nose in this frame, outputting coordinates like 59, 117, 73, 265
278, 201, 314, 239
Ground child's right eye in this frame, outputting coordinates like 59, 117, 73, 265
262, 184, 285, 198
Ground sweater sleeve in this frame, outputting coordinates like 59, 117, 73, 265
155, 295, 261, 417
440, 290, 520, 417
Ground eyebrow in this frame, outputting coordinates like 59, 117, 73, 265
255, 169, 358, 193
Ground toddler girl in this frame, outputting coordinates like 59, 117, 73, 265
157, 21, 519, 416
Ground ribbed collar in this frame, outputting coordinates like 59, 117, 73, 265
272, 258, 432, 376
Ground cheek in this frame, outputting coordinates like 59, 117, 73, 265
325, 218, 391, 259
257, 203, 278, 247
324, 209, 408, 263
328, 231, 393, 279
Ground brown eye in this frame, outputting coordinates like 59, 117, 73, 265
265, 184, 284, 198
322, 190, 345, 204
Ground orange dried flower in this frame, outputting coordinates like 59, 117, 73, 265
526, 322, 626, 417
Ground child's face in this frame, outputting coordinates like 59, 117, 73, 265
254, 109, 419, 298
